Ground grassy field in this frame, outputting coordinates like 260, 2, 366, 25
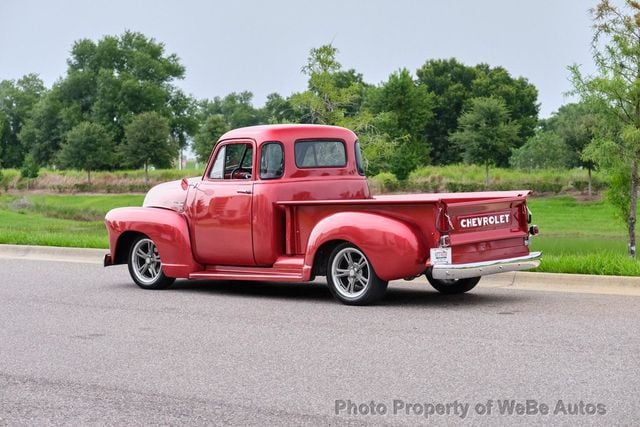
0, 165, 606, 196
527, 196, 640, 276
0, 193, 638, 276
0, 168, 202, 193
0, 194, 143, 248
369, 165, 606, 195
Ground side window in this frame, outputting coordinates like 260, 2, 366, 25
355, 141, 365, 176
260, 142, 284, 179
209, 146, 226, 179
294, 140, 346, 168
208, 143, 253, 179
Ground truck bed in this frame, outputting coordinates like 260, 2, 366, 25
280, 190, 532, 269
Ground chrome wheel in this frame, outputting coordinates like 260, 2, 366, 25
326, 243, 388, 305
131, 238, 162, 286
330, 246, 372, 299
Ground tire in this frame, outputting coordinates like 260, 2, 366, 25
425, 269, 480, 295
127, 236, 175, 290
326, 243, 388, 305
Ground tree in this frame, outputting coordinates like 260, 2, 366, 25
167, 89, 198, 169
341, 110, 397, 175
19, 86, 66, 167
20, 154, 40, 190
199, 92, 263, 129
58, 122, 113, 183
0, 74, 46, 167
366, 69, 435, 179
510, 131, 571, 170
543, 102, 601, 195
121, 112, 174, 182
416, 59, 539, 166
570, 0, 640, 257
416, 59, 478, 165
471, 64, 539, 163
48, 31, 190, 169
450, 97, 520, 186
262, 93, 295, 123
193, 115, 229, 163
289, 44, 364, 125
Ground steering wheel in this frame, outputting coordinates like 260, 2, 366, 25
230, 168, 252, 179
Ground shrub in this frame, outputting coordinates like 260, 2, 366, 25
369, 172, 400, 193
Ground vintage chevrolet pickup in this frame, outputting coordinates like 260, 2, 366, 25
104, 124, 541, 304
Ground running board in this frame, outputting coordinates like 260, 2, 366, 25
188, 256, 309, 282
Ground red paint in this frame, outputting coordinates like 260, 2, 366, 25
105, 124, 538, 283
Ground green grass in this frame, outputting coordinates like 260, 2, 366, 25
0, 194, 143, 248
0, 192, 638, 276
527, 196, 640, 276
0, 209, 108, 248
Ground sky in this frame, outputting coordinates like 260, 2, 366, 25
0, 0, 599, 118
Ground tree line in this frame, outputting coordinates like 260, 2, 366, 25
6, 2, 640, 259
0, 30, 596, 183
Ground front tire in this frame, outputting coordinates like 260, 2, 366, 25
326, 243, 388, 305
128, 236, 175, 290
426, 269, 480, 294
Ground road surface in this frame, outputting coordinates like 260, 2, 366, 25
1, 258, 639, 425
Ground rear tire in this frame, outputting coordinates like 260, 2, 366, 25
326, 243, 388, 305
128, 236, 175, 290
426, 269, 480, 294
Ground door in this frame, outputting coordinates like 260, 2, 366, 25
189, 141, 256, 266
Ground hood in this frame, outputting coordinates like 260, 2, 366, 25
143, 177, 201, 211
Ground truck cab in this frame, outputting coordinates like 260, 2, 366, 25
184, 125, 369, 267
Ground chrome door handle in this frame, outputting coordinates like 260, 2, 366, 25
236, 189, 252, 194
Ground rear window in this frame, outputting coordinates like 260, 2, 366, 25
294, 140, 346, 168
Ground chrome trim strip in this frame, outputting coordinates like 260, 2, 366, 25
431, 251, 542, 280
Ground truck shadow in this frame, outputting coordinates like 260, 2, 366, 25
168, 279, 528, 307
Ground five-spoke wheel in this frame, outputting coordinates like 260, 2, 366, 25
326, 243, 387, 305
128, 236, 175, 289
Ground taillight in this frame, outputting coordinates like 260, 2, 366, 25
529, 225, 539, 235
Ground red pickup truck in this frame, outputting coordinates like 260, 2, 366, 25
105, 124, 540, 305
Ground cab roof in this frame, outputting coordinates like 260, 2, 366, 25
218, 124, 358, 144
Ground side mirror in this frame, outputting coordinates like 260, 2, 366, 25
181, 177, 189, 190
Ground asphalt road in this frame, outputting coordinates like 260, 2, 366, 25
1, 258, 639, 425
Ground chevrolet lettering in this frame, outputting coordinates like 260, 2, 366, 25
104, 124, 541, 305
460, 213, 510, 229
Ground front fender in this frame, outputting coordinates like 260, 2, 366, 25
105, 207, 201, 278
304, 212, 427, 281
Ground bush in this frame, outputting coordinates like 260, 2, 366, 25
0, 169, 19, 191
445, 182, 485, 192
369, 172, 401, 193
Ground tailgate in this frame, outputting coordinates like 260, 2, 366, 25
437, 196, 530, 264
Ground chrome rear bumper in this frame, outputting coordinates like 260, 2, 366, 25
431, 251, 542, 280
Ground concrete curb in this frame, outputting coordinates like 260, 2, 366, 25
0, 244, 104, 265
2, 244, 640, 296
390, 270, 640, 296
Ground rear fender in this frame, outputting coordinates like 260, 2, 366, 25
105, 207, 201, 278
304, 212, 426, 281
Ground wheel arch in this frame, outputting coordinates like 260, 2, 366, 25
310, 239, 348, 278
113, 231, 145, 265
105, 207, 202, 278
304, 211, 427, 281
